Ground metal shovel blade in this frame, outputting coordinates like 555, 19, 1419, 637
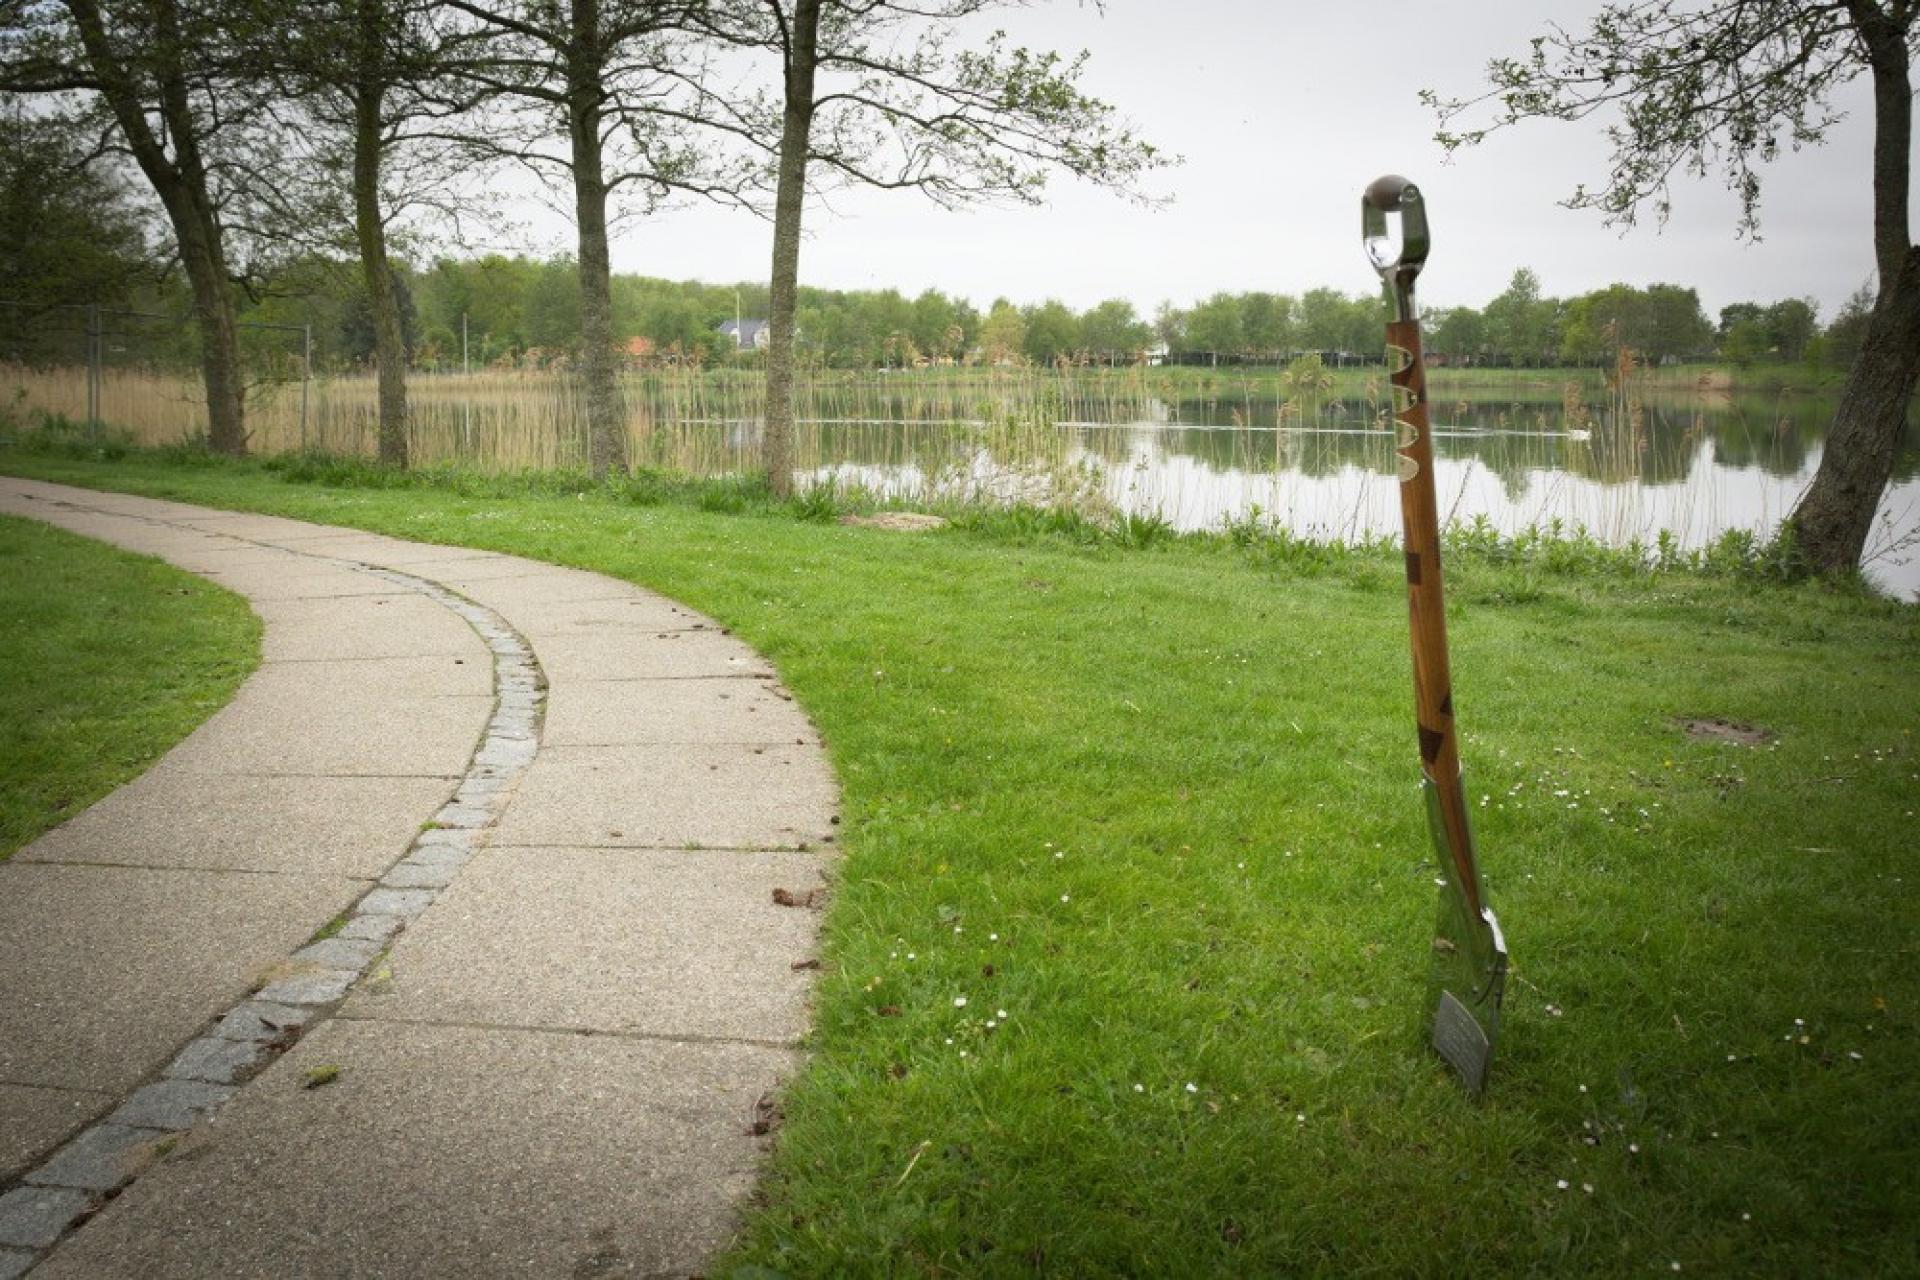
1424, 776, 1508, 1096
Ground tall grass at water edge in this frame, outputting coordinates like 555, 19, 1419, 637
5, 353, 1907, 590
0, 403, 1841, 593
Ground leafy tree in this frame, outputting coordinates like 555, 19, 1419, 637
0, 106, 157, 344
1022, 299, 1080, 365
444, 0, 739, 476
702, 0, 1166, 494
256, 0, 480, 466
1559, 289, 1621, 364
978, 298, 1025, 364
1239, 291, 1293, 357
908, 289, 958, 361
1644, 284, 1713, 358
1718, 302, 1766, 342
638, 290, 722, 358
950, 298, 980, 358
1338, 290, 1387, 356
860, 289, 914, 366
2, 0, 296, 453
523, 257, 584, 350
414, 252, 541, 358
1722, 316, 1771, 365
1429, 304, 1487, 361
339, 267, 421, 362
1152, 301, 1186, 353
1079, 298, 1149, 362
1482, 268, 1558, 365
1426, 0, 1920, 573
1294, 287, 1349, 354
1280, 351, 1334, 395
1766, 297, 1820, 362
1559, 282, 1706, 362
1824, 282, 1876, 368
880, 328, 919, 368
1183, 292, 1243, 358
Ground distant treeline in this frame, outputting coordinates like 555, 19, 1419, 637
1, 236, 1871, 375
260, 260, 1887, 373
0, 125, 1869, 372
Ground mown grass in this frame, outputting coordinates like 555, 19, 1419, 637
0, 513, 260, 860
1, 443, 1915, 1276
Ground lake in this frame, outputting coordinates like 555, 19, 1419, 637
9, 363, 1917, 598
786, 387, 1919, 599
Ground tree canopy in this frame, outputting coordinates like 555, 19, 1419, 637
1425, 0, 1920, 573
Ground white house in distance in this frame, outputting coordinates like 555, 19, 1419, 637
717, 319, 772, 351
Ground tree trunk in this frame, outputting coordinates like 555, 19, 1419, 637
173, 207, 248, 456
568, 0, 626, 479
763, 0, 821, 499
1788, 252, 1920, 574
353, 58, 409, 467
355, 102, 410, 466
66, 0, 247, 454
1789, 4, 1917, 575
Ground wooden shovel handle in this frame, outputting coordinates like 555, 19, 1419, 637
1389, 319, 1481, 916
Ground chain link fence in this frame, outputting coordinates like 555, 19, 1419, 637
1, 301, 312, 449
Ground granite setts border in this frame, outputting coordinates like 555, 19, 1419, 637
0, 563, 546, 1271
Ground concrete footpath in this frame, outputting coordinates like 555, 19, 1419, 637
0, 477, 838, 1277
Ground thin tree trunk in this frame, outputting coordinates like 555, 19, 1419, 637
353, 34, 409, 468
569, 0, 625, 479
763, 0, 821, 499
1789, 3, 1918, 575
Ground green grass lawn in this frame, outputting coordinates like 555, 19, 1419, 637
3, 448, 1915, 1276
0, 513, 260, 860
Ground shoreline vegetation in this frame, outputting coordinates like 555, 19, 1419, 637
0, 406, 1859, 592
4, 357, 1905, 484
0, 443, 1913, 1274
2, 356, 1887, 446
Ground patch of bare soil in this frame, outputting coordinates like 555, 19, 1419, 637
838, 512, 949, 532
1675, 716, 1775, 746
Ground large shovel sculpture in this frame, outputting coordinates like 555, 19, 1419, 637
1362, 175, 1509, 1096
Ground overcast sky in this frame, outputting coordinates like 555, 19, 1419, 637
538, 1, 1911, 321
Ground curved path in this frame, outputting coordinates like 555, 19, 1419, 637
0, 477, 837, 1278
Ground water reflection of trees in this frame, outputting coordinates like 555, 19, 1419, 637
655, 385, 1912, 506
1117, 403, 1695, 490
1128, 391, 1899, 489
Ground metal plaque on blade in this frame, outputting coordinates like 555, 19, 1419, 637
1432, 989, 1492, 1096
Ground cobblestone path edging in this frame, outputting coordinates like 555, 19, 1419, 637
0, 544, 546, 1276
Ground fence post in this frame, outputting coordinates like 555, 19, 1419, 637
300, 323, 311, 452
461, 311, 471, 454
85, 303, 100, 441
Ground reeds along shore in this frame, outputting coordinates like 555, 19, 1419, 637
0, 358, 1776, 463
0, 359, 1878, 552
10, 354, 1916, 591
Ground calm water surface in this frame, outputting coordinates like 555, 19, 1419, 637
17, 360, 1913, 595
278, 374, 1920, 601
787, 390, 1919, 600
